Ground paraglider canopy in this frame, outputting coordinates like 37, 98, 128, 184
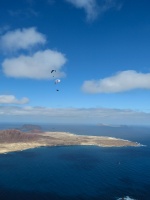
55, 79, 61, 84
51, 70, 56, 73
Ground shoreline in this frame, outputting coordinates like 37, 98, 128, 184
0, 131, 144, 154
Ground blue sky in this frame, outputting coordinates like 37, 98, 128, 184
0, 0, 150, 125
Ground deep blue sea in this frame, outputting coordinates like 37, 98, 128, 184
0, 123, 150, 200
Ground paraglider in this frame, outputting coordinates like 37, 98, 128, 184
51, 70, 56, 77
55, 79, 61, 91
55, 79, 61, 84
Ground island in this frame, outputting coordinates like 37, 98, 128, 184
16, 124, 43, 133
0, 129, 142, 154
97, 123, 128, 127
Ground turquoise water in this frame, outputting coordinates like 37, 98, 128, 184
0, 124, 150, 200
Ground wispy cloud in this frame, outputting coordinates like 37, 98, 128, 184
8, 2, 39, 19
0, 27, 46, 52
0, 25, 10, 35
8, 0, 54, 18
26, 0, 35, 6
65, 0, 98, 21
98, 0, 122, 13
0, 106, 150, 125
0, 95, 29, 104
2, 49, 67, 79
82, 70, 150, 93
64, 0, 121, 21
47, 0, 55, 5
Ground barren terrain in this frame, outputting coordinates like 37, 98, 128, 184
0, 129, 141, 154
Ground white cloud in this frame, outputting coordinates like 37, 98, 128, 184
82, 70, 150, 93
0, 27, 46, 52
2, 49, 67, 79
65, 0, 120, 21
0, 95, 29, 104
0, 106, 150, 125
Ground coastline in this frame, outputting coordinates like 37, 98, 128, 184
0, 131, 143, 154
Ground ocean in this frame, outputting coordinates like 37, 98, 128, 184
0, 123, 150, 200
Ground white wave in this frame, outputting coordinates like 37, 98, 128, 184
117, 196, 137, 200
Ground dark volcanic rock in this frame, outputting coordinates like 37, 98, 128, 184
0, 129, 39, 143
